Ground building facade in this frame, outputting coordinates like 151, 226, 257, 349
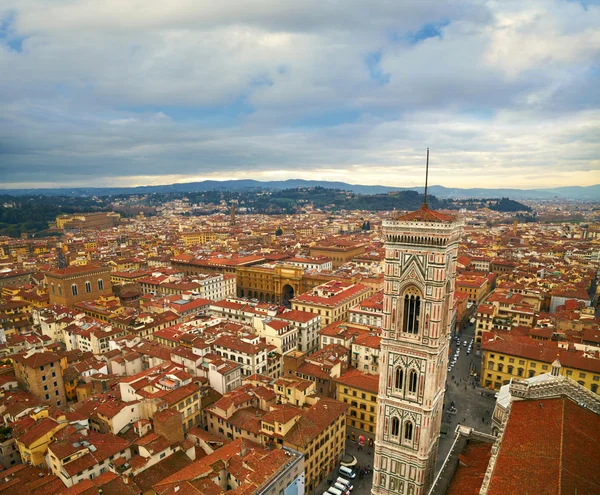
373, 205, 461, 495
45, 264, 112, 307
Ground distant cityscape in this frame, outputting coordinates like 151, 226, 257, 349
0, 184, 598, 494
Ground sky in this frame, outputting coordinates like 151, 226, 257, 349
0, 0, 599, 190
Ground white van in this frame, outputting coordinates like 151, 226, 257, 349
327, 487, 344, 495
338, 466, 356, 479
336, 477, 354, 491
334, 482, 350, 494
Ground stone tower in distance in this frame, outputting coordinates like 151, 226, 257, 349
372, 181, 462, 494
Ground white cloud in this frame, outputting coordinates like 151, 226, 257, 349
0, 0, 598, 189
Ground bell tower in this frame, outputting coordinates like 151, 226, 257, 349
372, 152, 462, 495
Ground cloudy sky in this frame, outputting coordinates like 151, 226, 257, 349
1, 0, 599, 190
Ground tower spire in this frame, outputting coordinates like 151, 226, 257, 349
423, 147, 429, 208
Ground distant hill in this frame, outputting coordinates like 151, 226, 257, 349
1, 179, 598, 200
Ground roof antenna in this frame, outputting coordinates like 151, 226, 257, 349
423, 148, 429, 208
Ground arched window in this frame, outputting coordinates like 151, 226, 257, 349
97, 279, 104, 290
404, 422, 413, 441
517, 368, 524, 377
402, 288, 421, 334
85, 281, 92, 293
591, 384, 598, 394
394, 368, 403, 390
58, 285, 62, 296
408, 370, 418, 394
391, 417, 400, 436
71, 284, 78, 296
507, 366, 514, 375
51, 283, 55, 294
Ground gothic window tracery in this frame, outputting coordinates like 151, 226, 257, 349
391, 417, 400, 437
402, 286, 421, 335
394, 368, 404, 391
408, 369, 418, 394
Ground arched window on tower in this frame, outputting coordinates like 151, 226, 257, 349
402, 287, 421, 334
71, 284, 78, 296
408, 370, 418, 394
394, 368, 403, 391
391, 417, 400, 437
404, 421, 413, 441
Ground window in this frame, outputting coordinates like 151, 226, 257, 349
98, 279, 104, 290
71, 284, 78, 296
404, 422, 413, 441
591, 384, 598, 394
517, 368, 524, 377
391, 417, 400, 436
58, 285, 62, 296
488, 362, 494, 370
507, 366, 513, 374
497, 364, 504, 373
394, 368, 403, 390
408, 370, 418, 394
85, 281, 91, 293
403, 290, 421, 334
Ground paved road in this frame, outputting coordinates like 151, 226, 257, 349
312, 323, 496, 494
437, 323, 497, 469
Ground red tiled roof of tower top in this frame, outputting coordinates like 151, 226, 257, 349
488, 398, 600, 495
335, 369, 379, 393
394, 204, 456, 223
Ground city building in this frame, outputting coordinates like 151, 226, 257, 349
373, 203, 462, 495
56, 212, 121, 230
45, 263, 112, 307
292, 280, 372, 327
481, 331, 600, 393
335, 369, 379, 445
12, 350, 67, 408
309, 240, 366, 268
